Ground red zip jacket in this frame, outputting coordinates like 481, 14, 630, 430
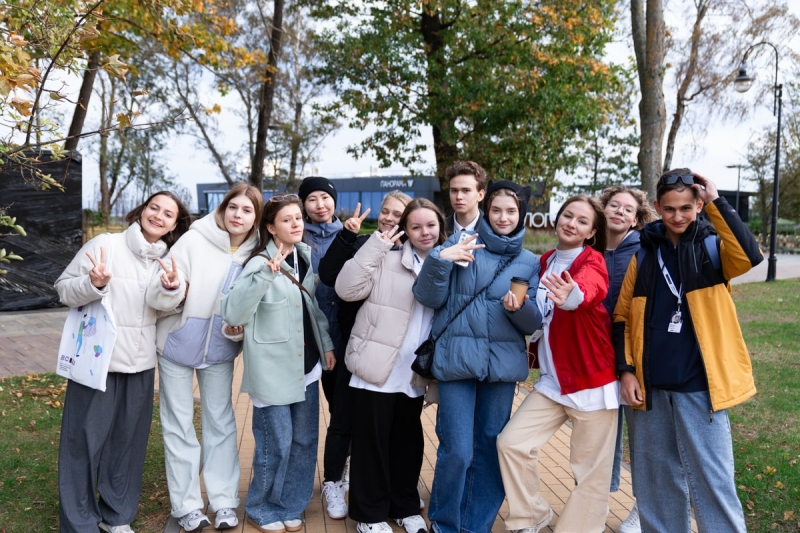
541, 246, 616, 394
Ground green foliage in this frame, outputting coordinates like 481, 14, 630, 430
305, 0, 622, 187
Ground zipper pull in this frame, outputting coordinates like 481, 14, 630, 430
709, 409, 714, 424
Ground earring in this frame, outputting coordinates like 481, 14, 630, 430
587, 234, 597, 247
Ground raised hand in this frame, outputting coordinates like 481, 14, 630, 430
265, 243, 286, 273
378, 224, 405, 244
439, 233, 485, 264
541, 271, 577, 307
344, 202, 371, 234
690, 172, 719, 203
85, 246, 112, 288
157, 256, 180, 290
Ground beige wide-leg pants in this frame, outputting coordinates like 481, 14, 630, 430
496, 391, 618, 533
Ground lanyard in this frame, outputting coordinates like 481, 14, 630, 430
291, 247, 299, 279
657, 247, 682, 307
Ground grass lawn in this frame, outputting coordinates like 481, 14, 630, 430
0, 375, 173, 533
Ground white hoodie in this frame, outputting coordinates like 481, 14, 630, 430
148, 213, 259, 367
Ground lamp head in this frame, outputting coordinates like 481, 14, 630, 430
734, 65, 754, 93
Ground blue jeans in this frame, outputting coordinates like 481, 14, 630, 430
610, 405, 635, 493
245, 383, 319, 526
429, 379, 515, 533
631, 389, 746, 533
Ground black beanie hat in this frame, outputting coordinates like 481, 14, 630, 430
298, 176, 337, 206
482, 180, 532, 235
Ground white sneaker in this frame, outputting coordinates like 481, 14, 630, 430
618, 501, 641, 533
177, 509, 210, 532
342, 456, 351, 492
396, 514, 428, 533
322, 480, 348, 519
356, 522, 393, 533
284, 518, 303, 532
99, 524, 134, 533
246, 516, 285, 532
214, 508, 238, 530
511, 508, 553, 533
417, 478, 425, 510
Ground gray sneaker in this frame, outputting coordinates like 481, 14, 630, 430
618, 501, 641, 533
214, 508, 239, 530
178, 509, 210, 532
511, 508, 553, 533
99, 524, 134, 533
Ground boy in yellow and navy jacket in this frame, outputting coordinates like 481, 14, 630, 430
613, 169, 763, 533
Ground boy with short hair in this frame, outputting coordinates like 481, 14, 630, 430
613, 168, 762, 533
444, 161, 487, 235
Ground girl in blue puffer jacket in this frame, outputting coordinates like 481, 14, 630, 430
413, 180, 543, 533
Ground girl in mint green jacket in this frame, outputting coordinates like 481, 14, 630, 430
221, 194, 334, 533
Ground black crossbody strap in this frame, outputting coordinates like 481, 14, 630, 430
431, 251, 521, 342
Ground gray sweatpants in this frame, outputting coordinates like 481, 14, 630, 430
58, 369, 155, 533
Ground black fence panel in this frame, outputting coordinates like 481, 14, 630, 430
0, 151, 82, 311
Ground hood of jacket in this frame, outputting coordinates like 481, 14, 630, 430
475, 216, 524, 256
127, 222, 168, 260
190, 212, 259, 255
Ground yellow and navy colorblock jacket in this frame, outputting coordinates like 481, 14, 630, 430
613, 197, 763, 412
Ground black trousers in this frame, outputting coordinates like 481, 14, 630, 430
58, 369, 155, 533
322, 347, 354, 482
349, 387, 424, 523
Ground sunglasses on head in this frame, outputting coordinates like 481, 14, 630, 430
658, 174, 695, 187
268, 194, 300, 203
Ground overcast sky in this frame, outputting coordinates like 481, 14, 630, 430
79, 2, 800, 213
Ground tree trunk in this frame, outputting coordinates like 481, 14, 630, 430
65, 52, 101, 151
420, 2, 459, 213
632, 0, 666, 198
662, 0, 709, 172
287, 101, 302, 192
250, 0, 285, 191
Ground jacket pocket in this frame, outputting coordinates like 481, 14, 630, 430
206, 314, 242, 363
253, 299, 290, 344
162, 317, 209, 367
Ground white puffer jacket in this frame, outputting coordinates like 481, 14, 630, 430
148, 213, 259, 367
55, 223, 171, 373
335, 233, 425, 387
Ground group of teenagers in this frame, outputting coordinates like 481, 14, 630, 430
54, 159, 763, 533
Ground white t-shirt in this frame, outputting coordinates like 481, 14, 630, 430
534, 247, 620, 412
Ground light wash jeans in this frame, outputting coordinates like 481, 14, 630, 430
631, 389, 746, 533
245, 382, 319, 526
429, 379, 515, 533
158, 357, 240, 517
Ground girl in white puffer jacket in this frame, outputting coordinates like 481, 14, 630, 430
55, 191, 191, 533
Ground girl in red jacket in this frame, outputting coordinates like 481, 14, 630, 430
496, 195, 619, 533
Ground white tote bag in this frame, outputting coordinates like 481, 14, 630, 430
56, 243, 117, 391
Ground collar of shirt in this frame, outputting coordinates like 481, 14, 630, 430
453, 211, 481, 233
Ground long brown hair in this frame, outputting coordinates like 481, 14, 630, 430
125, 191, 192, 248
397, 198, 448, 247
245, 195, 304, 265
215, 184, 264, 244
554, 195, 607, 253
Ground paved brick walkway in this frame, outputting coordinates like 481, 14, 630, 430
0, 308, 67, 378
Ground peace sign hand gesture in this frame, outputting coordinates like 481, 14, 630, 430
157, 256, 181, 290
265, 243, 286, 273
439, 233, 485, 264
86, 246, 112, 288
344, 202, 371, 234
378, 224, 405, 245
541, 271, 578, 307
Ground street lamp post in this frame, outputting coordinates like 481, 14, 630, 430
733, 42, 781, 282
726, 164, 746, 212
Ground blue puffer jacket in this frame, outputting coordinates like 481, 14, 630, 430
304, 218, 343, 353
413, 217, 543, 382
603, 230, 641, 318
